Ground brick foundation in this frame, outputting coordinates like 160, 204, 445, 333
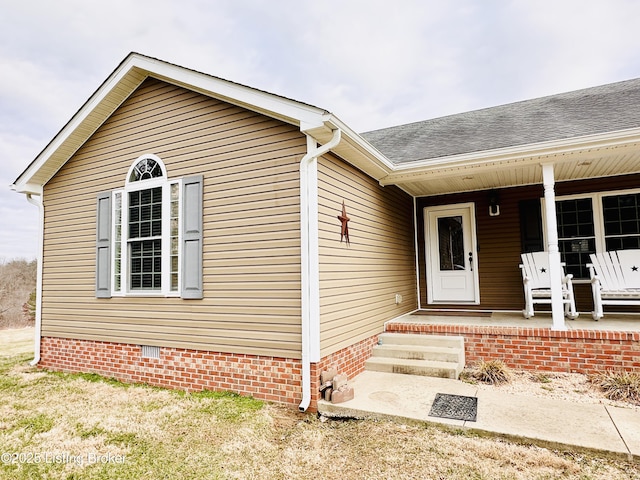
38, 334, 380, 412
386, 323, 640, 374
39, 337, 303, 406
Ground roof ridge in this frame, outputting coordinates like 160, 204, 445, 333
128, 52, 330, 115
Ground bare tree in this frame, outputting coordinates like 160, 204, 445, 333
0, 259, 37, 329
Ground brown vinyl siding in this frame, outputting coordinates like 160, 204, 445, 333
417, 173, 640, 313
41, 78, 306, 358
317, 154, 416, 357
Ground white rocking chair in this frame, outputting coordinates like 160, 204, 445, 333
587, 250, 640, 320
519, 251, 578, 319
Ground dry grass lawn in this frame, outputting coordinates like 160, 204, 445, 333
0, 328, 33, 357
0, 339, 639, 478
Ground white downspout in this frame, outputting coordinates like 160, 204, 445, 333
298, 128, 341, 412
26, 193, 44, 365
541, 163, 567, 331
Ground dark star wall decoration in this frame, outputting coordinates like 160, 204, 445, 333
337, 201, 350, 245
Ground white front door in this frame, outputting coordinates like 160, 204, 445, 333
425, 203, 479, 304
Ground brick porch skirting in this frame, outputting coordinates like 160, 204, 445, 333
310, 334, 380, 407
38, 335, 380, 412
386, 323, 640, 374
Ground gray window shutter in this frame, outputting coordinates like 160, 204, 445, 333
96, 191, 112, 298
181, 175, 203, 299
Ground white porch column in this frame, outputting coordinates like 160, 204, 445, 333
541, 163, 567, 331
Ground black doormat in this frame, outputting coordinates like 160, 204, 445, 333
414, 310, 491, 317
429, 393, 477, 422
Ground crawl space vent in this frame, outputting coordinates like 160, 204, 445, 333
141, 345, 160, 359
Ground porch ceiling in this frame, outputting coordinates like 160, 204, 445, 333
379, 133, 640, 197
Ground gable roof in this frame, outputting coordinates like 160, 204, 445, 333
362, 78, 640, 164
12, 53, 640, 198
11, 52, 392, 194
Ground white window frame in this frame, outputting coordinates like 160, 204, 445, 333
542, 187, 640, 279
111, 154, 182, 297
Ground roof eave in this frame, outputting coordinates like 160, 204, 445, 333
304, 115, 395, 181
12, 54, 148, 191
9, 182, 43, 196
12, 53, 337, 192
379, 126, 640, 186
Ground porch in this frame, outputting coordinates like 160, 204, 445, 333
391, 310, 640, 332
383, 310, 640, 375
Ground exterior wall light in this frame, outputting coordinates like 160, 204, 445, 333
488, 189, 500, 216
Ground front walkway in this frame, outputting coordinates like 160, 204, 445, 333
318, 370, 640, 460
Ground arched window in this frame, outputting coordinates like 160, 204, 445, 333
118, 155, 169, 292
96, 154, 203, 298
127, 156, 166, 183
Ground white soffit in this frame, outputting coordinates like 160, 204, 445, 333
380, 129, 640, 197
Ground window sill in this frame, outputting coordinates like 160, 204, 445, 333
111, 292, 181, 298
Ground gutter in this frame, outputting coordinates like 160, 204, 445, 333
25, 193, 44, 366
379, 126, 640, 187
388, 125, 640, 173
298, 128, 341, 412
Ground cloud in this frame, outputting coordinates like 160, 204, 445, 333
457, 1, 640, 105
3, 0, 640, 259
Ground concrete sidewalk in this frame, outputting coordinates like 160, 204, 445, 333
317, 371, 640, 460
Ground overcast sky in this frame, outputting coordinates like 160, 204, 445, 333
3, 0, 640, 261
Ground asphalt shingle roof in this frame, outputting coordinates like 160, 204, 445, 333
361, 78, 640, 165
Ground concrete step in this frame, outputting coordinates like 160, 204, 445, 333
371, 344, 462, 363
377, 332, 464, 350
364, 357, 462, 379
366, 332, 466, 380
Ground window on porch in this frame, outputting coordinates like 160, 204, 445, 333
556, 197, 595, 279
554, 190, 640, 279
